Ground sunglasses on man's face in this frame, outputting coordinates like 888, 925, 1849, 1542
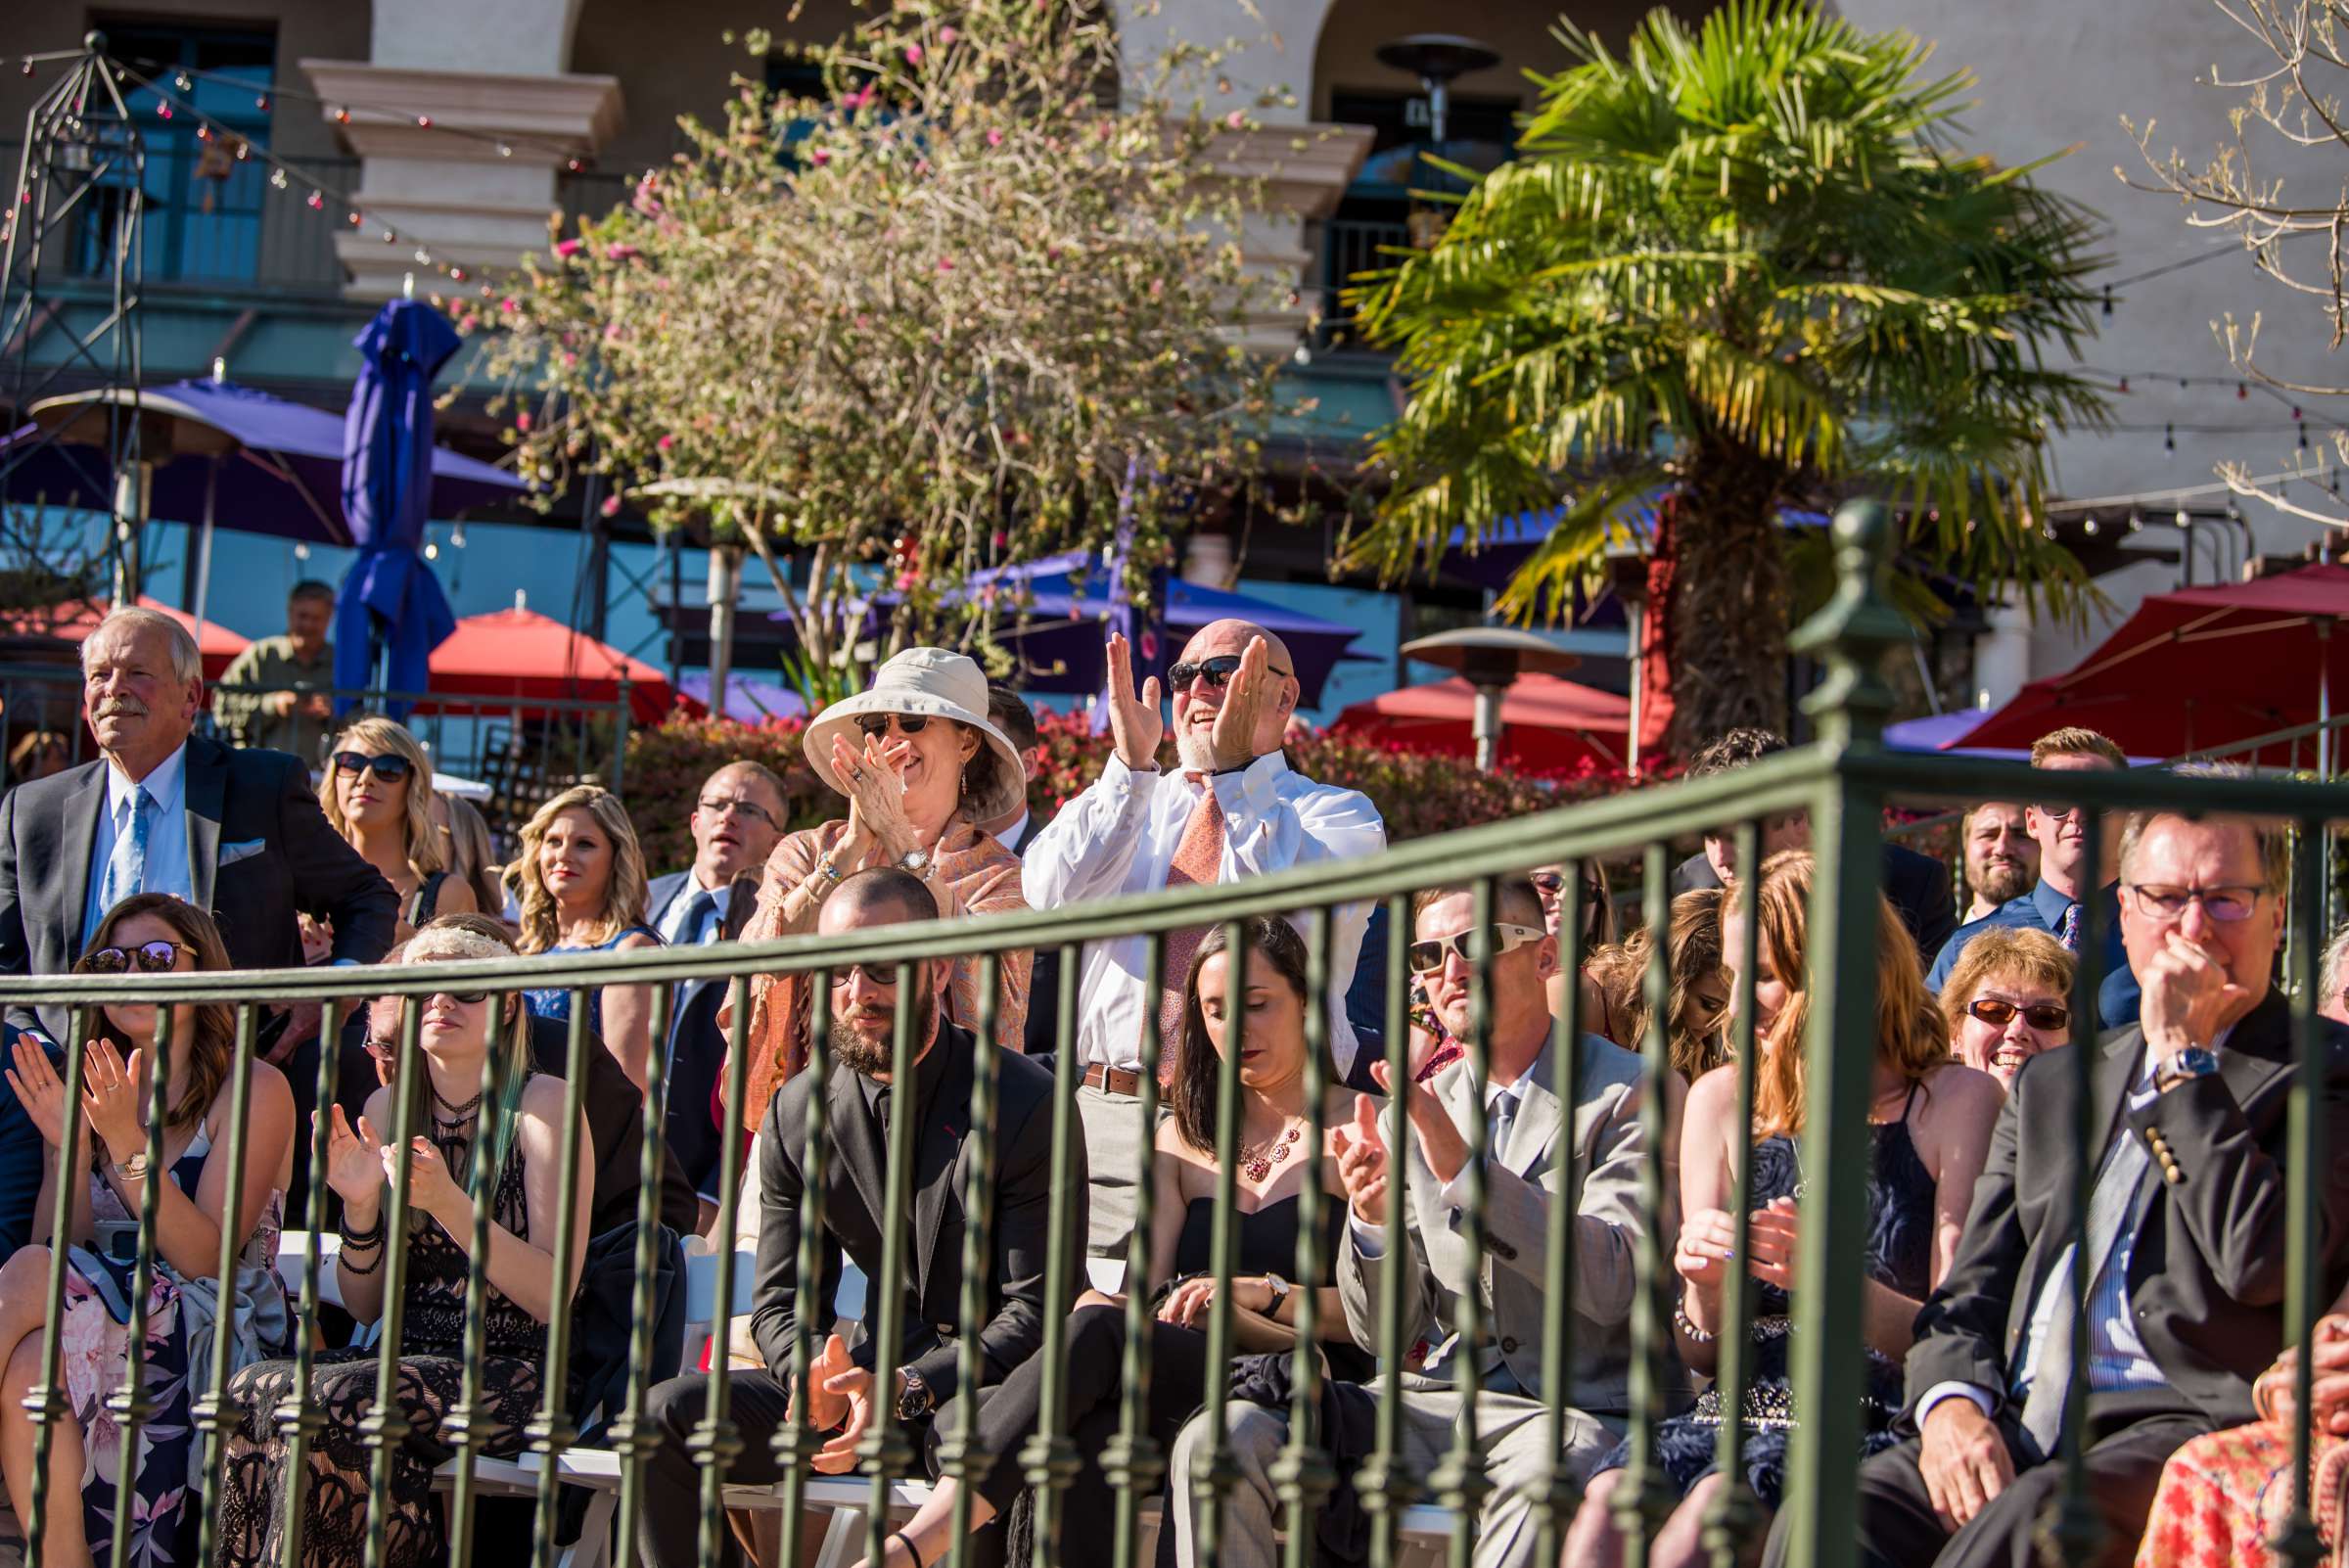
1405, 923, 1545, 974
853, 714, 929, 739
79, 940, 188, 976
1168, 654, 1294, 693
333, 751, 413, 781
1965, 996, 2070, 1033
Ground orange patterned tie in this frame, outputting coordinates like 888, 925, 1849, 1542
1151, 774, 1226, 1085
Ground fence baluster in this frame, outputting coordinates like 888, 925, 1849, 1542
361, 997, 425, 1568
1703, 824, 1765, 1567
611, 981, 675, 1556
1276, 906, 1338, 1567
192, 1002, 259, 1564
1106, 934, 1166, 1568
23, 1008, 90, 1568
1190, 918, 1250, 1568
105, 1000, 175, 1568
862, 962, 922, 1563
1361, 891, 1416, 1568
528, 994, 595, 1566
1535, 858, 1589, 1567
693, 976, 753, 1566
1610, 846, 1675, 1568
276, 998, 343, 1568
2048, 812, 2109, 1563
1019, 929, 1086, 1563
2275, 821, 2330, 1568
774, 969, 833, 1565
444, 988, 515, 1567
940, 952, 1002, 1568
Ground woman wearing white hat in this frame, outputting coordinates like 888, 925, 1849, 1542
731, 647, 1033, 1131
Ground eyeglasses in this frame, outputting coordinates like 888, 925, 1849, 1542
829, 962, 905, 989
853, 713, 929, 739
333, 751, 413, 781
2123, 883, 2268, 922
79, 940, 188, 975
1964, 997, 2071, 1033
1405, 923, 1545, 974
1168, 654, 1294, 693
697, 796, 777, 828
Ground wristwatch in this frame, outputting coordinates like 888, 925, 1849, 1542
897, 1366, 937, 1423
112, 1154, 150, 1182
2156, 1045, 2221, 1093
1262, 1272, 1293, 1312
898, 847, 932, 878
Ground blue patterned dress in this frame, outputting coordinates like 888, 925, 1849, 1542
1597, 1084, 1937, 1507
521, 923, 660, 1036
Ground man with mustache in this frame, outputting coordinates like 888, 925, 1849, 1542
1928, 727, 2141, 1027
1959, 802, 2039, 923
0, 606, 397, 1044
644, 760, 786, 1226
636, 867, 1080, 1568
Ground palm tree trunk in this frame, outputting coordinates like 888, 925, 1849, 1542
1665, 449, 1791, 754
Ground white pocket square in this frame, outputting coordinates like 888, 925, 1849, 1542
218, 838, 267, 867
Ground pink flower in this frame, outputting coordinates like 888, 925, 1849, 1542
1225, 111, 1246, 130
500, 297, 519, 313
937, 256, 954, 273
905, 44, 925, 65
553, 238, 582, 257
810, 148, 831, 166
601, 493, 622, 517
991, 530, 1008, 548
896, 570, 919, 590
987, 128, 1004, 147
940, 26, 957, 44
657, 434, 675, 451
515, 411, 532, 432
603, 242, 639, 261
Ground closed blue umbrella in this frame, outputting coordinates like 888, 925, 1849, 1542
335, 300, 464, 719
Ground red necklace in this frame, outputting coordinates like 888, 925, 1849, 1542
1241, 1123, 1303, 1182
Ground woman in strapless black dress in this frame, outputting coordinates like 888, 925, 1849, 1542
854, 915, 1369, 1568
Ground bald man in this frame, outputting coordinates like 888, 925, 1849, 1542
1024, 619, 1386, 1258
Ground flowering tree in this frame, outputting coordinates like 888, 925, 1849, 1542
475, 0, 1289, 675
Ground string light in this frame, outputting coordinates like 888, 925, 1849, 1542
306, 190, 323, 209
416, 114, 433, 128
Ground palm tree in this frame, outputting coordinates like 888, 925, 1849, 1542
1348, 0, 2109, 751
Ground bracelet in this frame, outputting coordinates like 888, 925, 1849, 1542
335, 1242, 382, 1277
1673, 1298, 1718, 1344
110, 1154, 150, 1183
340, 1210, 387, 1251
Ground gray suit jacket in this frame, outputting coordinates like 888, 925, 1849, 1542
1340, 1032, 1649, 1414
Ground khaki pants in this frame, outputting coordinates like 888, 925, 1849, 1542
1075, 1080, 1168, 1258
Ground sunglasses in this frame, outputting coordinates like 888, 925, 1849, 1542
432, 989, 491, 1006
334, 751, 413, 781
1964, 997, 2070, 1033
1168, 654, 1294, 693
853, 714, 929, 739
829, 962, 905, 989
79, 940, 188, 975
1405, 923, 1545, 974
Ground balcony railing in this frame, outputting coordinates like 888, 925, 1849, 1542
2, 502, 2343, 1568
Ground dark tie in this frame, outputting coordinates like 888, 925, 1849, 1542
665, 887, 719, 947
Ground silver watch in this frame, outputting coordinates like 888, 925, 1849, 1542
898, 847, 932, 877
1263, 1272, 1292, 1308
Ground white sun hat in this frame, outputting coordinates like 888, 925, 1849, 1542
802, 646, 1027, 823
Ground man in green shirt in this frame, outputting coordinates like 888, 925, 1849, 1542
211, 580, 338, 761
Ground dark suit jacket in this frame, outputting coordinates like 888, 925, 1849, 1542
645, 868, 760, 1203
749, 1022, 1082, 1398
1902, 989, 2349, 1434
1003, 813, 1064, 1058
0, 1021, 54, 1258
0, 736, 398, 1037
1673, 842, 1957, 965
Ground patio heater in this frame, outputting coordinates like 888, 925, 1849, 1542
1374, 33, 1500, 250
1399, 625, 1583, 772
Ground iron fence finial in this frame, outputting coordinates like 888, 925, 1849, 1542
1791, 498, 1908, 746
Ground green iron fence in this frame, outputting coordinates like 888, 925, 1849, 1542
3, 500, 2346, 1568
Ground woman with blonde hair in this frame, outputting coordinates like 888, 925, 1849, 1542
317, 715, 479, 937
504, 784, 661, 1090
1938, 925, 2074, 1090
1564, 852, 2004, 1568
733, 647, 1030, 1130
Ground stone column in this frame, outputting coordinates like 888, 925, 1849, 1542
300, 0, 622, 299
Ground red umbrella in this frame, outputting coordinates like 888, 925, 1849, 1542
0, 594, 251, 680
1334, 673, 1632, 771
424, 607, 678, 724
1954, 564, 2349, 761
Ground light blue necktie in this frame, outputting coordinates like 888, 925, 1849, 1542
99, 788, 154, 917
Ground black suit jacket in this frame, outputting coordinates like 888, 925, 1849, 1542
1902, 989, 2349, 1433
645, 868, 760, 1202
0, 1021, 54, 1259
1001, 813, 1064, 1058
749, 1022, 1082, 1398
0, 736, 398, 1037
1673, 842, 1957, 965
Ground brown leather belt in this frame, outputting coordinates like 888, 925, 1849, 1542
1081, 1064, 1145, 1097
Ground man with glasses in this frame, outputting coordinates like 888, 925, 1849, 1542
645, 761, 786, 1227
1025, 620, 1385, 1259
637, 868, 1078, 1568
1170, 875, 1646, 1568
1927, 727, 2141, 1028
1786, 774, 2349, 1568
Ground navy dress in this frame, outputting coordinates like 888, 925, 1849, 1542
1599, 1084, 1937, 1507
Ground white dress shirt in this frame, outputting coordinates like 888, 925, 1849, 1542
83, 742, 193, 946
1918, 1032, 2225, 1429
1021, 751, 1386, 1078
655, 865, 733, 947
